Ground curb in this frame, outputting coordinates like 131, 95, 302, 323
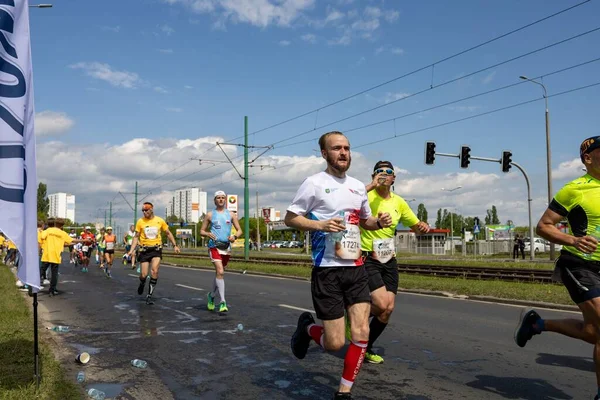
162, 261, 578, 312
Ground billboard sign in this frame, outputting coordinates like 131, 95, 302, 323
262, 207, 272, 223
176, 229, 193, 239
227, 194, 238, 213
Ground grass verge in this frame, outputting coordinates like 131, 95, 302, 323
0, 265, 80, 400
162, 256, 573, 306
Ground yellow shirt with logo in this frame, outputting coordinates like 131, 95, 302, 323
135, 216, 168, 246
360, 190, 419, 252
41, 228, 73, 264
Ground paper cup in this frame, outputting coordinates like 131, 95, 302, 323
76, 352, 90, 364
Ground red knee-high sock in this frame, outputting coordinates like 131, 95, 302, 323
340, 340, 368, 389
308, 324, 324, 348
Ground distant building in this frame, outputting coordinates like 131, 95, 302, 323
48, 193, 75, 222
168, 188, 207, 223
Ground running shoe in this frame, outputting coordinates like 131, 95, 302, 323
207, 292, 215, 311
146, 295, 154, 305
43, 279, 50, 285
333, 391, 353, 399
137, 280, 146, 295
291, 311, 315, 360
514, 308, 541, 348
106, 271, 112, 279
344, 312, 352, 342
218, 301, 229, 313
136, 265, 141, 274
364, 351, 384, 364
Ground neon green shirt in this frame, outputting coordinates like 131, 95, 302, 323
360, 190, 419, 251
549, 174, 600, 261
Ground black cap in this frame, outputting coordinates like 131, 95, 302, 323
373, 160, 394, 172
580, 136, 600, 162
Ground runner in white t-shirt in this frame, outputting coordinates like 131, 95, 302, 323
285, 131, 393, 400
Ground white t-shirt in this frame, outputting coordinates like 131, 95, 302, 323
287, 171, 371, 267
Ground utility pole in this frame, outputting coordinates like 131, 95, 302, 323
244, 116, 250, 260
109, 202, 112, 227
256, 191, 261, 251
104, 210, 107, 228
134, 181, 138, 227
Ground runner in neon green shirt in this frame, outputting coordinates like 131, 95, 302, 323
347, 160, 429, 364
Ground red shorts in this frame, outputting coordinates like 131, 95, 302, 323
209, 248, 230, 267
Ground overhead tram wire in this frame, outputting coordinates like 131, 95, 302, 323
247, 81, 600, 178
275, 56, 600, 149
226, 0, 591, 141
268, 26, 600, 149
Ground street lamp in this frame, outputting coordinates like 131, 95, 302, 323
520, 75, 554, 260
441, 186, 462, 255
407, 198, 416, 203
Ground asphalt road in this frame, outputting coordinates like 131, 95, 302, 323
36, 257, 593, 400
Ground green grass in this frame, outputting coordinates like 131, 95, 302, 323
0, 265, 80, 400
395, 257, 554, 270
162, 255, 574, 305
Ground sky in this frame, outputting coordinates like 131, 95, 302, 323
28, 0, 600, 231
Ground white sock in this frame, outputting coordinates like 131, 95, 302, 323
215, 278, 225, 303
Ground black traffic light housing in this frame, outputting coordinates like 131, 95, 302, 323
502, 151, 512, 173
425, 141, 436, 165
460, 146, 471, 169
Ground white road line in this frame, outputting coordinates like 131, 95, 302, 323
175, 284, 204, 291
278, 304, 314, 313
127, 274, 138, 278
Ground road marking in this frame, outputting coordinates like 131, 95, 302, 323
175, 284, 204, 291
127, 274, 138, 278
278, 304, 314, 313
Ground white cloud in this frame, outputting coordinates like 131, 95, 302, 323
364, 6, 382, 19
69, 62, 140, 89
355, 56, 366, 66
300, 33, 317, 43
157, 48, 174, 54
101, 25, 121, 33
153, 86, 169, 94
324, 8, 344, 24
373, 92, 410, 104
482, 71, 496, 85
35, 111, 75, 137
384, 10, 400, 23
159, 24, 175, 35
165, 107, 183, 113
375, 46, 385, 55
184, 85, 194, 89
279, 40, 291, 46
553, 158, 584, 180
164, 0, 315, 28
391, 47, 404, 55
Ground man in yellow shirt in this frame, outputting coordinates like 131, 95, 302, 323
41, 218, 82, 296
128, 202, 180, 304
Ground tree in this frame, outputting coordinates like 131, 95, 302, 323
166, 215, 179, 223
435, 209, 442, 229
37, 182, 49, 221
491, 205, 500, 225
417, 203, 428, 224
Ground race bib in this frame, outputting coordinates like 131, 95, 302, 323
106, 242, 115, 250
372, 238, 395, 263
82, 246, 89, 252
144, 226, 159, 240
334, 224, 361, 260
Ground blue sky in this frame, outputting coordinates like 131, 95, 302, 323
30, 0, 600, 228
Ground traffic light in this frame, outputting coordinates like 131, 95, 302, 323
460, 146, 471, 169
502, 151, 512, 173
425, 141, 436, 165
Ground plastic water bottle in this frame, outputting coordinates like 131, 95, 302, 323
237, 323, 244, 331
76, 371, 85, 383
584, 226, 600, 259
330, 211, 346, 242
131, 359, 148, 369
87, 388, 106, 400
48, 325, 69, 332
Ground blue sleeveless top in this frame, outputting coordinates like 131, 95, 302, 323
208, 209, 232, 248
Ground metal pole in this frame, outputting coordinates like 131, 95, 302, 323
33, 293, 40, 388
545, 103, 554, 260
511, 162, 535, 260
450, 212, 454, 256
109, 202, 112, 227
104, 210, 107, 228
244, 116, 250, 261
256, 191, 261, 251
134, 181, 138, 226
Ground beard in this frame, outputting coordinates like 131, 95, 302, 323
326, 152, 351, 173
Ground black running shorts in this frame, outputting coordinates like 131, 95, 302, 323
137, 248, 162, 264
557, 251, 600, 304
364, 254, 399, 294
105, 249, 115, 255
311, 266, 371, 321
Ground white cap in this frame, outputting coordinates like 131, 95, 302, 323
85, 226, 91, 230
214, 190, 226, 198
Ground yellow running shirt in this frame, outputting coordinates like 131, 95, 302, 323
360, 190, 419, 252
135, 216, 168, 246
0, 236, 5, 247
549, 174, 600, 261
7, 240, 17, 250
41, 227, 73, 264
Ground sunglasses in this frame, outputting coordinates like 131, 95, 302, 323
375, 168, 394, 175
142, 208, 153, 212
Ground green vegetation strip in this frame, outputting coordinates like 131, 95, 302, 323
0, 266, 80, 400
162, 256, 573, 305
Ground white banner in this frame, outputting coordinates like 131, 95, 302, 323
0, 1, 39, 290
